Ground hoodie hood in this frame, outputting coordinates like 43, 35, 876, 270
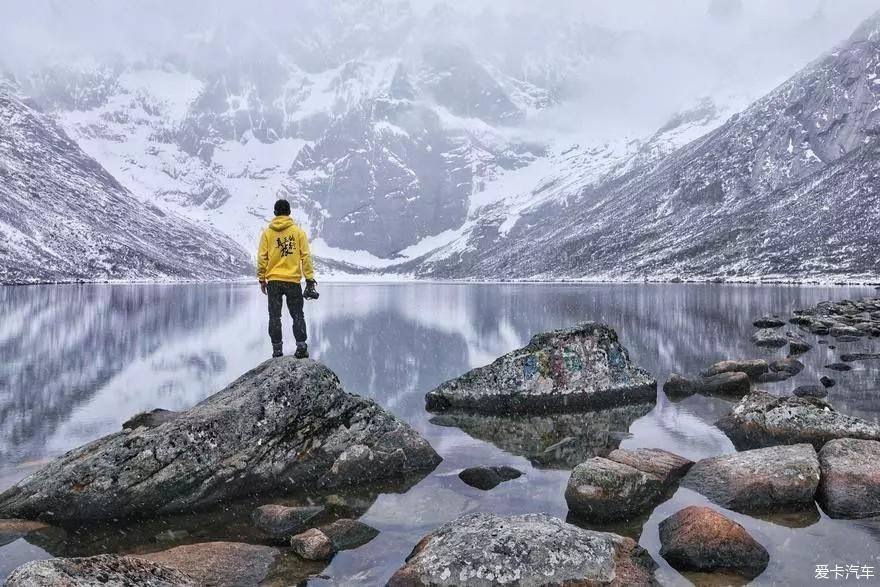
269, 216, 295, 232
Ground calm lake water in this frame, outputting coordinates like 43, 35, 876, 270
2, 282, 880, 585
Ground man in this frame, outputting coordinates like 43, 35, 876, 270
257, 199, 318, 359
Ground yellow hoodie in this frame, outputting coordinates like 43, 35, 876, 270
257, 216, 316, 283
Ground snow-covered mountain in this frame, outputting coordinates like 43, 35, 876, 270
403, 10, 880, 281
0, 86, 250, 283
3, 1, 878, 282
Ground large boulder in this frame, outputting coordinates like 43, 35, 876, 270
137, 542, 279, 587
6, 555, 196, 587
0, 358, 441, 522
681, 444, 820, 513
387, 513, 657, 586
716, 391, 880, 450
566, 449, 692, 522
818, 439, 880, 519
425, 323, 656, 414
659, 506, 769, 580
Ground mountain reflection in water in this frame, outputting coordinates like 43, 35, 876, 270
1, 282, 879, 585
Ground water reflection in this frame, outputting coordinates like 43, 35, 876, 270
1, 282, 879, 584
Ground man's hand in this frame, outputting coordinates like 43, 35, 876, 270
260, 280, 268, 295
304, 279, 319, 300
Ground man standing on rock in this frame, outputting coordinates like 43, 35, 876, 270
257, 199, 318, 359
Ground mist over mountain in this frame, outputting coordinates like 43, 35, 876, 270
1, 0, 878, 281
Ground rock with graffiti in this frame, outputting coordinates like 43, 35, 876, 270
425, 322, 657, 414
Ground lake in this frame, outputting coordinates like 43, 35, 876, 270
2, 282, 879, 585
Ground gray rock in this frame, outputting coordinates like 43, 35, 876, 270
663, 372, 751, 399
320, 518, 380, 550
6, 555, 196, 587
425, 323, 657, 414
818, 439, 880, 519
831, 325, 863, 338
700, 359, 769, 380
716, 391, 880, 450
769, 358, 804, 376
607, 448, 694, 484
137, 542, 279, 587
756, 371, 795, 383
659, 506, 769, 579
826, 363, 853, 372
251, 504, 324, 538
122, 408, 179, 430
788, 335, 813, 355
566, 458, 666, 523
566, 449, 692, 522
290, 528, 336, 561
794, 385, 828, 399
751, 329, 788, 348
681, 444, 820, 513
841, 353, 880, 363
753, 317, 786, 328
458, 466, 522, 491
387, 513, 657, 586
0, 358, 441, 522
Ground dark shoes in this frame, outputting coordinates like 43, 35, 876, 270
272, 342, 308, 359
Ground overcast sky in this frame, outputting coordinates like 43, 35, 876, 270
3, 0, 879, 136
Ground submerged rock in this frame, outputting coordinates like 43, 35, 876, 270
753, 317, 785, 328
769, 358, 804, 376
320, 518, 380, 550
681, 444, 819, 513
6, 554, 196, 587
138, 542, 279, 587
751, 329, 788, 348
566, 448, 692, 522
659, 506, 769, 580
458, 465, 522, 490
826, 362, 853, 372
818, 439, 880, 519
664, 372, 751, 399
433, 404, 653, 469
700, 359, 769, 380
794, 385, 828, 399
0, 518, 57, 548
387, 513, 656, 586
252, 504, 324, 538
788, 334, 813, 355
716, 391, 880, 450
425, 323, 656, 414
290, 528, 336, 561
0, 358, 441, 522
841, 353, 880, 363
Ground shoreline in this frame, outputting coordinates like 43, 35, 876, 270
2, 276, 880, 288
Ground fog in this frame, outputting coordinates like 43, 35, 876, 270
3, 0, 879, 136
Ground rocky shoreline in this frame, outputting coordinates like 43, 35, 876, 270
4, 297, 880, 585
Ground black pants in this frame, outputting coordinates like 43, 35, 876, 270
267, 281, 307, 345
